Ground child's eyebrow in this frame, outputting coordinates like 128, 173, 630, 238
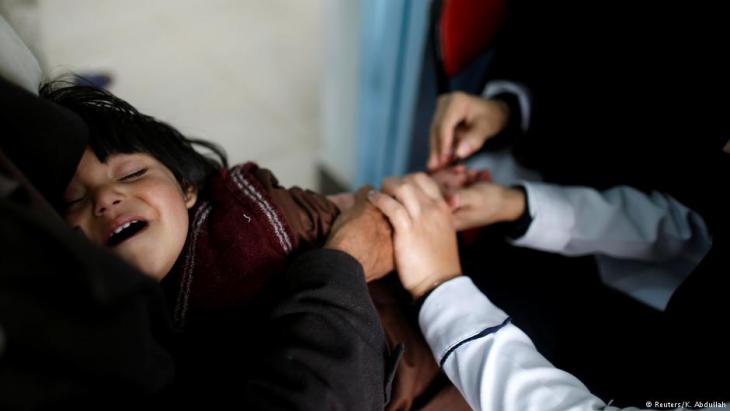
107, 155, 146, 174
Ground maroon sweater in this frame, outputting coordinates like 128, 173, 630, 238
161, 162, 469, 411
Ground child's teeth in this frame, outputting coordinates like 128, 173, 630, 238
113, 221, 137, 235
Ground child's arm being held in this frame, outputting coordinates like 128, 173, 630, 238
250, 166, 342, 249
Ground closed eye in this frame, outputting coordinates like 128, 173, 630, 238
120, 168, 147, 181
63, 195, 86, 211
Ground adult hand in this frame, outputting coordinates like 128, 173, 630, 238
325, 186, 394, 282
326, 192, 355, 211
368, 173, 462, 299
427, 92, 510, 171
448, 182, 525, 231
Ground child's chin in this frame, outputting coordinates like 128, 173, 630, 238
113, 242, 147, 269
116, 249, 171, 282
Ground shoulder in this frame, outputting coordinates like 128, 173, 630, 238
228, 162, 281, 190
219, 162, 286, 209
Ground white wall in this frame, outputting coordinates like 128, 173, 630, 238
36, 0, 324, 189
320, 0, 359, 188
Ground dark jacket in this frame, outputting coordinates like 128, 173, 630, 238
489, 0, 730, 229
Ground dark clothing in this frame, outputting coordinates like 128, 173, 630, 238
462, 223, 730, 406
0, 85, 176, 408
0, 154, 175, 411
161, 163, 340, 326
0, 74, 86, 207
164, 249, 391, 410
490, 0, 730, 230
247, 249, 385, 410
0, 77, 391, 410
162, 163, 470, 410
451, 2, 730, 404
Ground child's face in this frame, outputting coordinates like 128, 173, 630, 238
64, 149, 197, 280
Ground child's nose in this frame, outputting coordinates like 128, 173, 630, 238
94, 189, 124, 216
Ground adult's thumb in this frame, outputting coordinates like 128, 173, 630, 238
455, 131, 485, 158
353, 185, 374, 202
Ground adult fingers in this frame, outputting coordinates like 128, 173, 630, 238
367, 190, 412, 232
428, 93, 466, 170
408, 172, 443, 202
381, 176, 422, 217
454, 123, 489, 159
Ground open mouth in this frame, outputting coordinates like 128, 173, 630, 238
107, 220, 148, 247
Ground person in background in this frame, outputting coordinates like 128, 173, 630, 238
369, 168, 729, 410
422, 1, 730, 402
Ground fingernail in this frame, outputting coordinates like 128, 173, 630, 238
456, 143, 470, 158
367, 190, 377, 199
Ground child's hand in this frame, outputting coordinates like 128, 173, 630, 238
430, 165, 470, 195
429, 165, 492, 208
325, 186, 394, 282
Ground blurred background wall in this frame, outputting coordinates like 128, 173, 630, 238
1, 0, 432, 192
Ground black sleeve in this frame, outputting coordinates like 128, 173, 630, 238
0, 77, 87, 209
243, 248, 388, 411
0, 151, 175, 411
1, 77, 175, 411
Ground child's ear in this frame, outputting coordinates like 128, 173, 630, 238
184, 186, 198, 209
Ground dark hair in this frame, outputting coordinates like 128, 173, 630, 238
39, 80, 228, 197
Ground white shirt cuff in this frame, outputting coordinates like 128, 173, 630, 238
511, 182, 574, 252
419, 276, 510, 366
